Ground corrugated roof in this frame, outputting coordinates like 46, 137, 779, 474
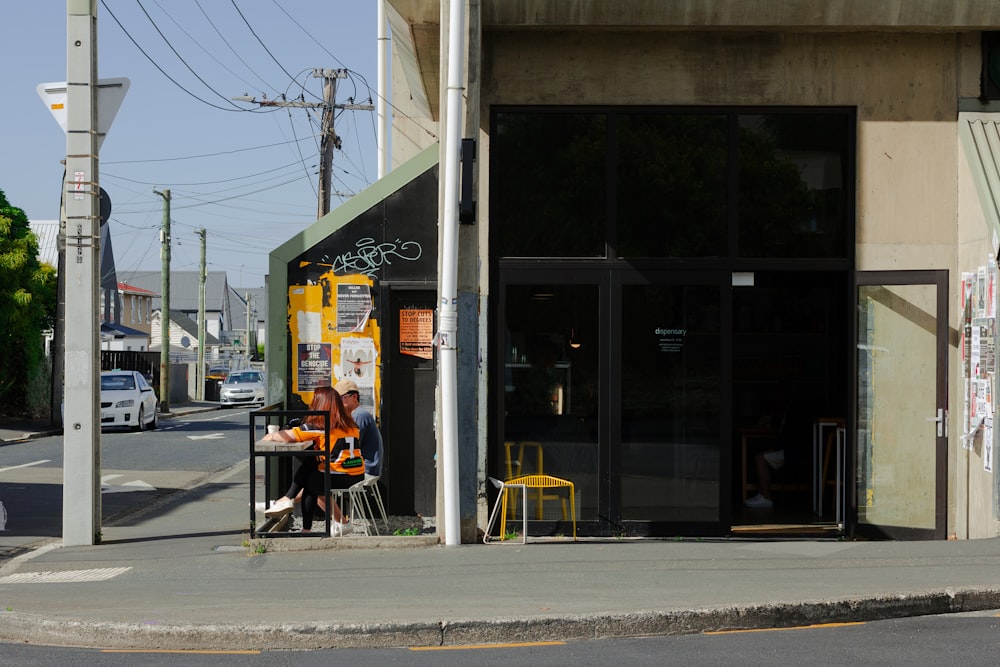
28, 220, 59, 268
117, 270, 230, 314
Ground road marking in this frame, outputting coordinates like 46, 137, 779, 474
411, 641, 567, 651
0, 567, 131, 584
103, 650, 260, 655
102, 480, 156, 493
705, 621, 865, 635
0, 460, 50, 474
187, 433, 226, 440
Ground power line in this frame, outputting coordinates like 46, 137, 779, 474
100, 0, 268, 113
230, 0, 301, 87
103, 136, 318, 165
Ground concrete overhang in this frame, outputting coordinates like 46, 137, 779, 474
960, 113, 1000, 258
388, 0, 1000, 120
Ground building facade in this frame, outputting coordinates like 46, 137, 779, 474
270, 2, 1000, 541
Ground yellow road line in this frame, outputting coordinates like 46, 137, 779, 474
705, 621, 865, 635
411, 641, 566, 651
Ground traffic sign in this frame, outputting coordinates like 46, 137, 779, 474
37, 77, 130, 150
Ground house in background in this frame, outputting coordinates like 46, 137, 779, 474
121, 270, 238, 345
149, 308, 222, 357
99, 281, 157, 351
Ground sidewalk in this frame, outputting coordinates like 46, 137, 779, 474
1, 410, 1000, 650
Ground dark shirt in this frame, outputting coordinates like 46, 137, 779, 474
353, 406, 383, 477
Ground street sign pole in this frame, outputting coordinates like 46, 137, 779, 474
62, 0, 101, 546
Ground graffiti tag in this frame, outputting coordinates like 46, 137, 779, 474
329, 237, 423, 277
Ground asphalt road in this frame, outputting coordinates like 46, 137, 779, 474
0, 609, 998, 665
0, 407, 253, 558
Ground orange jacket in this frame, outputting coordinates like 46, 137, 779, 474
290, 425, 364, 475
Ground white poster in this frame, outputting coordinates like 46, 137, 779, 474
985, 416, 994, 473
338, 336, 378, 407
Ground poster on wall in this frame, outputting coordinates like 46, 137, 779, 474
296, 343, 332, 391
337, 283, 373, 333
985, 416, 994, 473
338, 336, 378, 407
288, 274, 382, 413
400, 308, 434, 360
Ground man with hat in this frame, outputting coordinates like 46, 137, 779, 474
334, 378, 383, 477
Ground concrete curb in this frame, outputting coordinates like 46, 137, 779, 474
2, 587, 999, 650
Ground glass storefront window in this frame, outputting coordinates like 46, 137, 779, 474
494, 113, 607, 258
737, 113, 850, 258
616, 114, 728, 258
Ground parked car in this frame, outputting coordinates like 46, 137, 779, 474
219, 370, 266, 408
100, 370, 158, 431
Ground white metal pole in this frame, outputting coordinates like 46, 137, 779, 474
377, 0, 388, 179
63, 0, 101, 546
440, 0, 466, 546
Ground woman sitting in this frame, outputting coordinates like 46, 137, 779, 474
262, 386, 364, 534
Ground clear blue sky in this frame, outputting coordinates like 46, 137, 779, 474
2, 1, 382, 289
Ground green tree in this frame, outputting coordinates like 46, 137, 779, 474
0, 188, 51, 416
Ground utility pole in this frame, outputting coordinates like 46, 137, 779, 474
245, 291, 252, 362
232, 69, 373, 218
316, 69, 343, 218
197, 229, 206, 400
62, 1, 101, 547
153, 188, 171, 414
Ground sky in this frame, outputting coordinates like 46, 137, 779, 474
2, 1, 383, 290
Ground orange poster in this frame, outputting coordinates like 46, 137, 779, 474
400, 309, 434, 360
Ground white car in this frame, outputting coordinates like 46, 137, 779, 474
100, 370, 158, 431
219, 370, 266, 408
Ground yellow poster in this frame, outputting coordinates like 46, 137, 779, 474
288, 273, 381, 413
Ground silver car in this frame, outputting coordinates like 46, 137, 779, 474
100, 370, 158, 431
219, 370, 265, 408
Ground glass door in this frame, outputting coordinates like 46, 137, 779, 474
855, 271, 948, 539
616, 271, 728, 534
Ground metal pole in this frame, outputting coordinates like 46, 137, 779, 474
62, 0, 101, 547
377, 1, 388, 179
153, 188, 171, 414
439, 0, 466, 546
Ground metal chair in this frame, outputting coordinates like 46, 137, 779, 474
363, 473, 389, 533
483, 477, 526, 544
483, 474, 576, 543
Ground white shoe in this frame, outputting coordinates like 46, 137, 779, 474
264, 497, 295, 518
330, 521, 354, 537
251, 499, 277, 513
744, 493, 774, 509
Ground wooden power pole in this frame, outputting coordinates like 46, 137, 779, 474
232, 69, 373, 218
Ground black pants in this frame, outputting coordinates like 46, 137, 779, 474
287, 465, 359, 529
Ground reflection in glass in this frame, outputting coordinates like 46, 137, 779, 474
738, 114, 849, 258
503, 284, 600, 522
494, 113, 607, 258
620, 284, 721, 521
857, 284, 936, 531
617, 114, 728, 257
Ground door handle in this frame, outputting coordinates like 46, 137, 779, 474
925, 408, 944, 437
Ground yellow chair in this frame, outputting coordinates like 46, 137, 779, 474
483, 474, 577, 543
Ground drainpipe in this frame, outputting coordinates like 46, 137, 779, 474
440, 0, 466, 546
